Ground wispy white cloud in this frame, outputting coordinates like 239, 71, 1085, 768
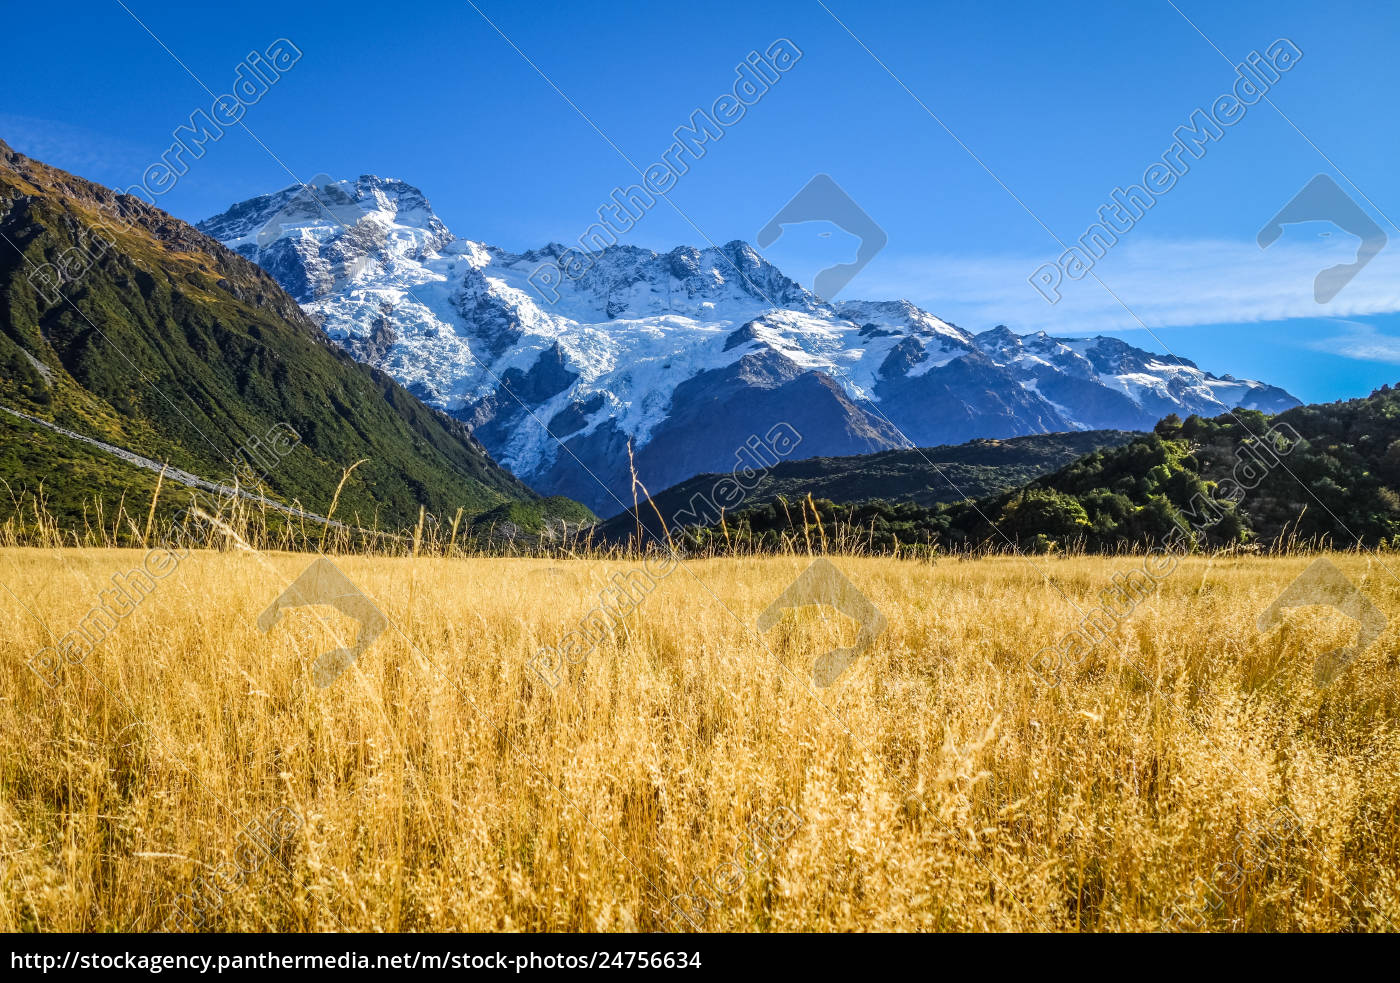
847, 234, 1400, 337
1306, 319, 1400, 364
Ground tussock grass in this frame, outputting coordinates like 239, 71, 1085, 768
2, 547, 1398, 931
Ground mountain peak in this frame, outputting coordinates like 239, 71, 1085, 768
197, 174, 449, 253
977, 324, 1020, 341
199, 174, 1303, 513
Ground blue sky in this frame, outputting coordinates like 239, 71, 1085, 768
4, 0, 1399, 403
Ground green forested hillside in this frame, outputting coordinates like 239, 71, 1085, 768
0, 139, 589, 538
599, 429, 1137, 542
681, 389, 1400, 554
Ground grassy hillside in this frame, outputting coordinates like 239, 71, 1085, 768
0, 139, 589, 539
0, 410, 165, 533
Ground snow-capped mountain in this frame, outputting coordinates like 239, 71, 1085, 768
198, 177, 1301, 515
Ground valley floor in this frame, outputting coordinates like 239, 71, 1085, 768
2, 549, 1398, 931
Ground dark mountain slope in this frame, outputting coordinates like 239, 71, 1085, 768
598, 428, 1138, 542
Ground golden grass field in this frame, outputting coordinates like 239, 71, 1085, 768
2, 546, 1399, 932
